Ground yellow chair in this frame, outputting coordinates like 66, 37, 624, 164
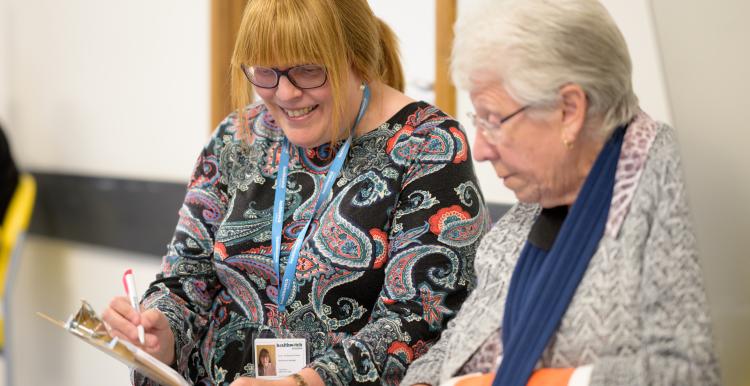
0, 173, 37, 349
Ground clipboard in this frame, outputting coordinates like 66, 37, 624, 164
38, 300, 191, 386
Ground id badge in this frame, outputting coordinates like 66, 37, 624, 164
252, 328, 310, 379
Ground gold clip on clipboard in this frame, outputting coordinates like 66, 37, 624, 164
38, 300, 190, 386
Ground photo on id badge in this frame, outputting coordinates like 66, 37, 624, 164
253, 336, 307, 378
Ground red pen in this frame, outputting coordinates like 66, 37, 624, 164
122, 269, 145, 344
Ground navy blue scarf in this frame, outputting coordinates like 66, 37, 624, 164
492, 126, 626, 386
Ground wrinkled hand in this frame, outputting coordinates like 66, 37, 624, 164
102, 296, 175, 365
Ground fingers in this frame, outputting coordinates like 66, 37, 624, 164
139, 310, 164, 349
138, 309, 176, 365
102, 296, 176, 365
141, 332, 162, 351
104, 296, 142, 324
140, 308, 168, 331
102, 296, 142, 344
140, 309, 173, 347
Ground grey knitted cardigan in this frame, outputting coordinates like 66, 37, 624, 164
401, 113, 721, 386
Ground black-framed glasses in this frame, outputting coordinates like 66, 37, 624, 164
241, 64, 328, 89
467, 105, 529, 144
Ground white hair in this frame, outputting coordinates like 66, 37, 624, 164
452, 0, 639, 137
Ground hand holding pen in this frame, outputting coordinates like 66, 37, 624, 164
102, 269, 177, 365
122, 268, 145, 344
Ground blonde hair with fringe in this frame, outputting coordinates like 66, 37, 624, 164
230, 0, 404, 144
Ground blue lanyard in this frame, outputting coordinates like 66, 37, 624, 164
271, 84, 370, 312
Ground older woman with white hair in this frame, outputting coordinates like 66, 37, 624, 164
401, 0, 721, 385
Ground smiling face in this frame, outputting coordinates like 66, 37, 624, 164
254, 64, 363, 149
469, 74, 589, 207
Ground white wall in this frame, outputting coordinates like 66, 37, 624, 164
650, 1, 750, 384
3, 0, 209, 182
0, 0, 10, 122
369, 0, 436, 104
1, 1, 210, 385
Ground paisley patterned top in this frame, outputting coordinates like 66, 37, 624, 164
134, 101, 488, 386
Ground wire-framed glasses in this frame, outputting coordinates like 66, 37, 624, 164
241, 64, 328, 89
467, 105, 529, 144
